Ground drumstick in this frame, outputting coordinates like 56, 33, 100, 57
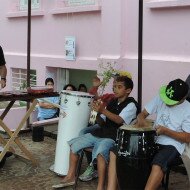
39, 98, 67, 111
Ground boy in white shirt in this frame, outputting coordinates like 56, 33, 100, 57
107, 78, 190, 190
137, 78, 190, 190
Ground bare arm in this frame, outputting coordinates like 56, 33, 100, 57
101, 109, 124, 124
156, 126, 190, 143
0, 65, 7, 88
38, 102, 57, 109
92, 100, 124, 125
0, 65, 7, 78
136, 109, 150, 127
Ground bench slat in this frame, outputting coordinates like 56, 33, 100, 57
31, 118, 59, 127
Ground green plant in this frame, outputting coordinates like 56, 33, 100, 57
97, 61, 116, 96
20, 80, 27, 90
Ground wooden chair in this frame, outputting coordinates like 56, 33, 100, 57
74, 147, 93, 190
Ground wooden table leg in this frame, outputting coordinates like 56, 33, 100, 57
0, 101, 15, 120
0, 99, 38, 166
0, 136, 15, 153
0, 100, 16, 153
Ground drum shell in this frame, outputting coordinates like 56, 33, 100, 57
116, 128, 157, 190
54, 91, 94, 175
117, 156, 151, 190
117, 130, 156, 159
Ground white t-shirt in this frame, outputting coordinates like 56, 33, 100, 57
145, 95, 190, 155
119, 102, 137, 124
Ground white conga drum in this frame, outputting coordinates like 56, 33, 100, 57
53, 90, 94, 175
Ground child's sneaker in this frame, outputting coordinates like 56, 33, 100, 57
79, 165, 98, 182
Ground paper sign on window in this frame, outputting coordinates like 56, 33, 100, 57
65, 36, 76, 61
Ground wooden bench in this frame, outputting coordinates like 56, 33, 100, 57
30, 117, 59, 128
30, 118, 59, 141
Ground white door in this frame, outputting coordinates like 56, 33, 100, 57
57, 68, 69, 92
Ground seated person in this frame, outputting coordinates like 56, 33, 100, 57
78, 83, 87, 92
52, 76, 138, 189
79, 73, 133, 182
107, 78, 190, 190
0, 47, 12, 168
88, 76, 101, 97
63, 84, 76, 91
37, 78, 59, 121
185, 74, 190, 102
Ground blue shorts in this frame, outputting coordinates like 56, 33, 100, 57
68, 133, 115, 163
79, 124, 101, 136
152, 144, 180, 172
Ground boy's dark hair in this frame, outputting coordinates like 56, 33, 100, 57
45, 77, 54, 85
115, 76, 133, 90
78, 84, 87, 91
63, 84, 76, 91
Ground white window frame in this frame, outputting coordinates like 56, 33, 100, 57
67, 0, 95, 6
19, 0, 41, 11
146, 0, 190, 9
11, 68, 37, 91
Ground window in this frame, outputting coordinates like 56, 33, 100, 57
7, 0, 44, 18
11, 68, 37, 90
19, 0, 40, 11
146, 0, 190, 9
64, 0, 96, 7
52, 0, 101, 14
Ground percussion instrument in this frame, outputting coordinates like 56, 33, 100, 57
89, 110, 98, 125
27, 86, 53, 94
53, 90, 94, 175
116, 124, 157, 190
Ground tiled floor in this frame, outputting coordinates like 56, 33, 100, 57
0, 130, 189, 190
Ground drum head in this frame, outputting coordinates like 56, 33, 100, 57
61, 90, 94, 98
120, 125, 154, 132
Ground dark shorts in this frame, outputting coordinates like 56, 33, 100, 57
151, 144, 180, 172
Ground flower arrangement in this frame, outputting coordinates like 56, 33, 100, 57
97, 60, 132, 96
97, 61, 116, 96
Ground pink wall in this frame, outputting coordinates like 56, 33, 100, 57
123, 1, 190, 107
0, 107, 37, 131
1, 0, 190, 109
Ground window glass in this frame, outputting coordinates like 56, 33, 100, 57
12, 68, 37, 90
19, 0, 40, 11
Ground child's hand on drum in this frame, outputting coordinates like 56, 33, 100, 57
135, 111, 150, 128
155, 125, 166, 135
135, 118, 149, 128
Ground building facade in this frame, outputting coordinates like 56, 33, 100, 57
1, 0, 190, 107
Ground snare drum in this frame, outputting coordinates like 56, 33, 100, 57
116, 125, 156, 190
53, 90, 94, 175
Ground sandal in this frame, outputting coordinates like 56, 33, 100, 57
52, 181, 75, 189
